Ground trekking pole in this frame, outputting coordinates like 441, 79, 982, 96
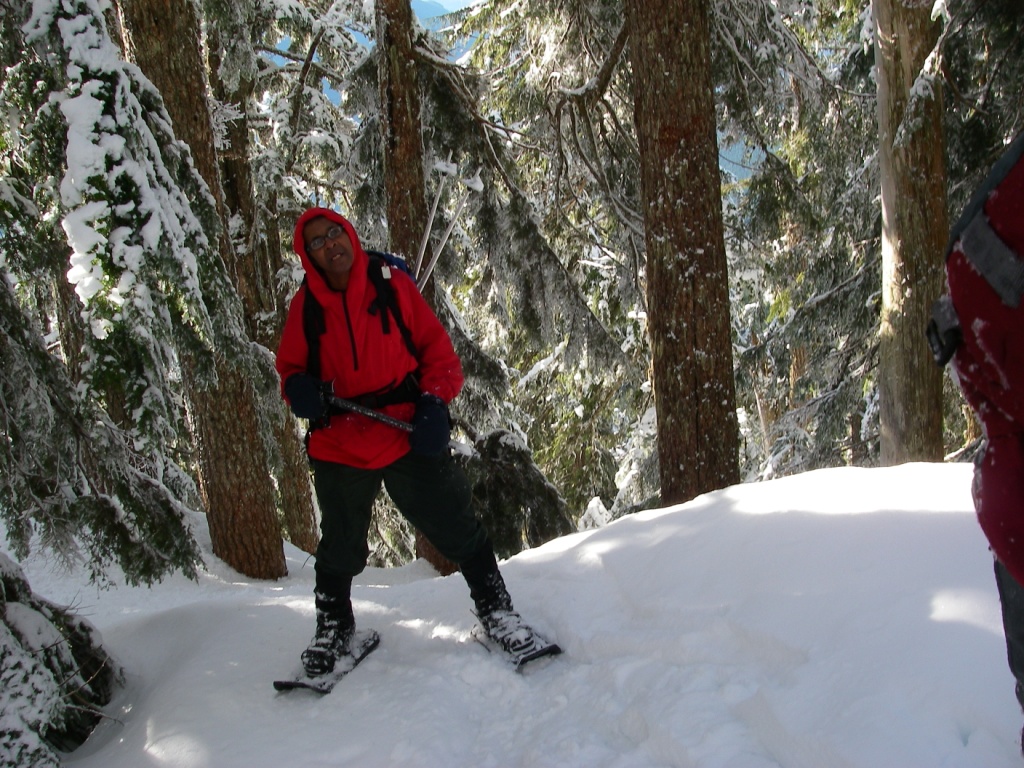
325, 395, 465, 452
415, 153, 452, 278
326, 395, 413, 432
416, 169, 481, 291
417, 189, 470, 291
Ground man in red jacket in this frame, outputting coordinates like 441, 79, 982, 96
276, 207, 540, 676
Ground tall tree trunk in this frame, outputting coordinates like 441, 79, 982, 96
374, 0, 455, 574
115, 0, 286, 578
624, 0, 740, 505
873, 0, 947, 464
375, 0, 430, 265
207, 24, 320, 556
181, 361, 288, 578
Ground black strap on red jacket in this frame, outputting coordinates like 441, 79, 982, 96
302, 251, 418, 380
945, 132, 1024, 307
929, 132, 1024, 366
365, 252, 418, 358
301, 253, 421, 442
301, 277, 326, 380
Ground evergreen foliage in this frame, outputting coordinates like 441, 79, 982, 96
728, 0, 1023, 475
940, 0, 1024, 216
449, 0, 655, 517
3, 0, 237, 755
462, 429, 575, 558
1, 0, 212, 584
1, 0, 1023, 755
726, 0, 882, 477
0, 553, 119, 768
0, 272, 201, 585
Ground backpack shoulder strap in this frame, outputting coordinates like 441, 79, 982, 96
959, 208, 1024, 307
301, 278, 325, 379
947, 133, 1024, 256
366, 252, 419, 358
948, 133, 1024, 308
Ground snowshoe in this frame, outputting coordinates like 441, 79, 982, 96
473, 610, 562, 671
274, 628, 380, 694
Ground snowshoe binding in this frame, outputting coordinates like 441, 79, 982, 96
473, 609, 562, 671
274, 628, 380, 694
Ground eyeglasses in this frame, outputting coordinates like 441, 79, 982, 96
307, 225, 345, 252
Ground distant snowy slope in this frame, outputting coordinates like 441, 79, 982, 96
412, 0, 452, 19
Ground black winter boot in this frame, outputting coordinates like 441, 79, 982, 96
461, 545, 513, 614
301, 590, 355, 677
460, 545, 534, 656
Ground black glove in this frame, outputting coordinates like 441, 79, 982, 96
409, 394, 451, 456
285, 374, 329, 420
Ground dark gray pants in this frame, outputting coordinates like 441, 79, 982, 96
311, 452, 487, 587
995, 559, 1024, 711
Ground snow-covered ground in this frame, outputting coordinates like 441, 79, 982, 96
10, 462, 1024, 767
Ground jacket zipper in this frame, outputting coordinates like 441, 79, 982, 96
341, 290, 359, 371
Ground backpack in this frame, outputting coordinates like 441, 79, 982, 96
928, 133, 1024, 368
302, 250, 421, 408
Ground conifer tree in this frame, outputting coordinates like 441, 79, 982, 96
730, 0, 1022, 475
452, 0, 655, 517
626, 0, 740, 502
725, 0, 882, 477
114, 0, 287, 578
1, 0, 222, 753
1, 0, 220, 576
873, 0, 947, 464
455, 0, 827, 499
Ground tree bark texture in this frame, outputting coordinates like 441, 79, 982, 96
375, 0, 455, 574
374, 0, 430, 264
625, 0, 740, 504
177, 360, 287, 578
207, 24, 320, 556
115, 0, 287, 578
873, 0, 947, 464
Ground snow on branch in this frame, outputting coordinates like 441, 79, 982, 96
17, 0, 251, 462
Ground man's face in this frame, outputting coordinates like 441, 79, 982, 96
303, 216, 354, 289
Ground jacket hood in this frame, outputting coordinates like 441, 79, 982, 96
292, 207, 368, 301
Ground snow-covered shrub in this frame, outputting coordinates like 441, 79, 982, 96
0, 553, 120, 768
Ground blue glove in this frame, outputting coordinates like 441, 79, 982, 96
285, 374, 329, 420
409, 394, 451, 456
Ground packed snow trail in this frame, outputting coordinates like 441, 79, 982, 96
11, 464, 1017, 767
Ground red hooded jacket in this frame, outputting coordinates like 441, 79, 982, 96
275, 208, 464, 468
945, 139, 1024, 583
